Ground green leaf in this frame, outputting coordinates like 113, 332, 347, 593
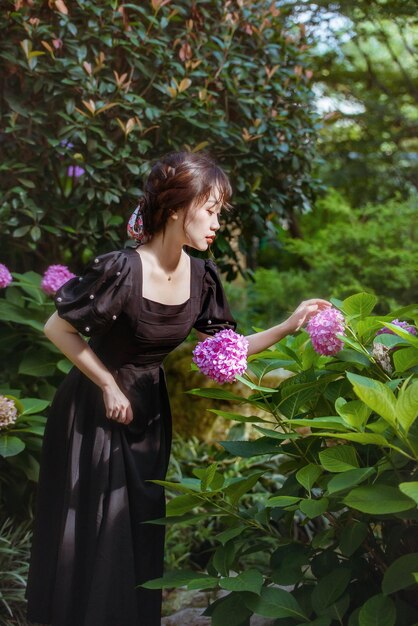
216, 526, 246, 546
0, 435, 25, 458
235, 374, 279, 393
208, 409, 269, 423
399, 482, 418, 505
208, 592, 253, 626
327, 467, 375, 494
220, 569, 263, 594
341, 293, 378, 318
296, 464, 322, 492
224, 471, 266, 505
343, 485, 416, 514
267, 495, 301, 508
299, 498, 329, 518
339, 521, 368, 556
253, 425, 299, 440
138, 569, 214, 589
166, 494, 201, 516
187, 388, 244, 402
380, 323, 418, 349
335, 398, 371, 430
18, 350, 57, 377
311, 432, 391, 447
19, 397, 49, 415
393, 347, 418, 373
396, 380, 418, 433
359, 594, 396, 626
319, 445, 359, 473
311, 568, 351, 614
382, 553, 418, 594
244, 586, 307, 620
219, 438, 283, 458
347, 373, 397, 428
213, 542, 236, 577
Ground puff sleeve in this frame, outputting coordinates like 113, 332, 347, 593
54, 250, 132, 337
193, 259, 237, 336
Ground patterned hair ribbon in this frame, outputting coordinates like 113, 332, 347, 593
127, 201, 148, 244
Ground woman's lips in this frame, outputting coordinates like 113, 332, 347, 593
206, 236, 215, 243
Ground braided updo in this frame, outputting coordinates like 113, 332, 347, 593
139, 151, 232, 238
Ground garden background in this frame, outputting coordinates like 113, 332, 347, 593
1, 1, 418, 625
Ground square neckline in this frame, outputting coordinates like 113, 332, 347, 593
129, 246, 193, 307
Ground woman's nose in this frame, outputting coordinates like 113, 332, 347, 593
211, 216, 220, 231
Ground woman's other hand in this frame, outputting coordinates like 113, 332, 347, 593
286, 299, 332, 333
102, 383, 134, 424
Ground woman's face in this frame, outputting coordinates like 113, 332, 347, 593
181, 191, 222, 251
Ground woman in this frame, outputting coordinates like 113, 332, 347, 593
26, 150, 330, 625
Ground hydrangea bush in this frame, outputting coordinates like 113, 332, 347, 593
144, 292, 418, 625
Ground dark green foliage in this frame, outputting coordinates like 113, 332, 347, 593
0, 0, 318, 275
144, 293, 418, 624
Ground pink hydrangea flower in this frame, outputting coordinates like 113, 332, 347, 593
376, 319, 417, 337
0, 395, 17, 430
41, 264, 75, 295
0, 263, 13, 288
192, 328, 249, 384
306, 307, 345, 356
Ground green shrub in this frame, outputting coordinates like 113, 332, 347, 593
0, 516, 32, 626
143, 293, 418, 626
283, 190, 418, 309
1, 0, 318, 274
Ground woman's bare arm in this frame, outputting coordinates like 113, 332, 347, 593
196, 298, 332, 356
44, 312, 133, 423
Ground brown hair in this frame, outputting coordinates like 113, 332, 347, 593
140, 151, 232, 237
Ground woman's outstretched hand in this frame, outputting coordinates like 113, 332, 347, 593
286, 299, 332, 334
102, 383, 134, 425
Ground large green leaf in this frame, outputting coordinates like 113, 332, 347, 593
343, 485, 416, 514
311, 432, 391, 447
296, 464, 323, 492
220, 569, 263, 595
138, 569, 217, 589
347, 373, 397, 427
166, 494, 202, 516
299, 497, 329, 519
327, 467, 375, 494
359, 594, 396, 626
213, 542, 236, 577
219, 438, 283, 458
399, 481, 418, 505
187, 388, 245, 402
224, 471, 266, 506
244, 586, 307, 620
382, 553, 418, 594
393, 347, 418, 373
319, 445, 359, 473
207, 592, 254, 626
341, 293, 378, 318
18, 349, 57, 377
267, 495, 301, 508
396, 380, 418, 433
311, 568, 351, 614
0, 435, 25, 458
335, 398, 371, 430
19, 397, 49, 415
208, 409, 269, 423
339, 521, 368, 556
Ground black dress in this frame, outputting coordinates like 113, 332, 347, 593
26, 246, 237, 626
